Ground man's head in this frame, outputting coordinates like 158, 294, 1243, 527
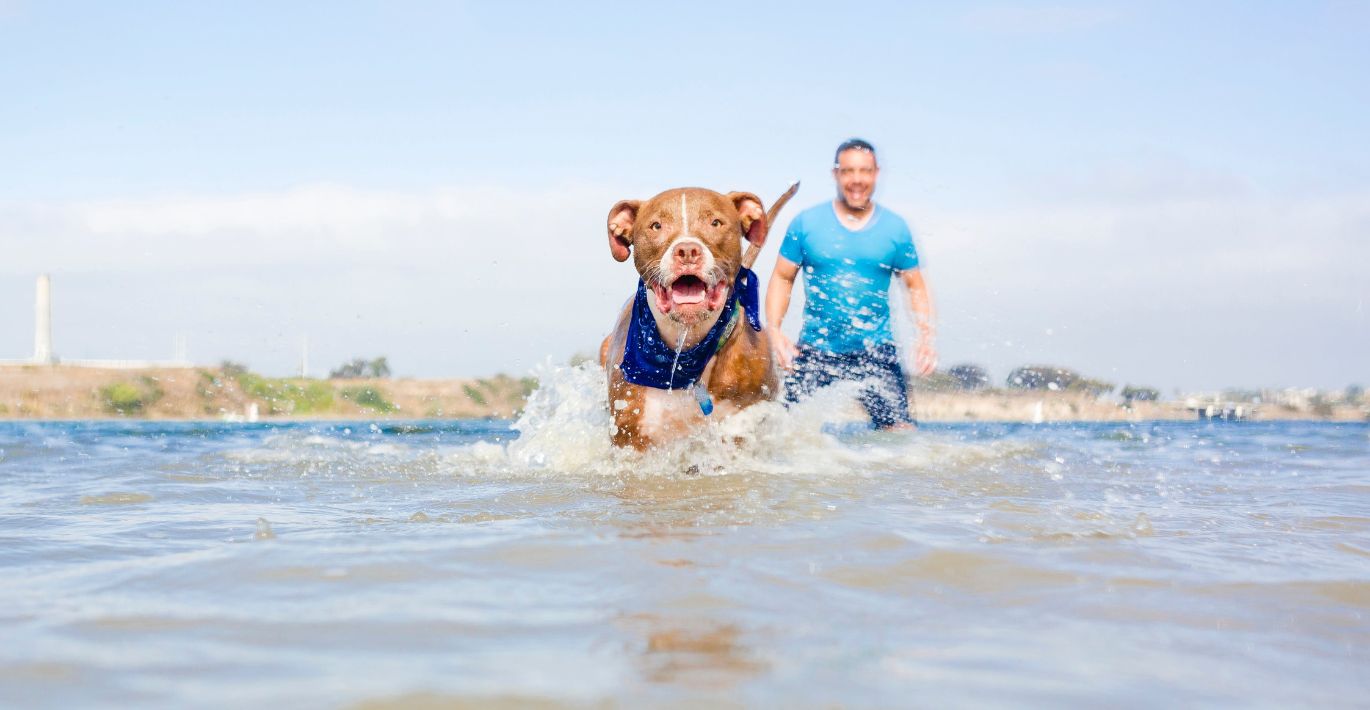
832, 138, 879, 211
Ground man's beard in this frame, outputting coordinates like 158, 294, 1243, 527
839, 193, 872, 212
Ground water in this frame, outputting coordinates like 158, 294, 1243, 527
2, 365, 1368, 708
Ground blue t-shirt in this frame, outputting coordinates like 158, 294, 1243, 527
778, 202, 919, 353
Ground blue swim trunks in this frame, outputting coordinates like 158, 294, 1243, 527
784, 343, 913, 428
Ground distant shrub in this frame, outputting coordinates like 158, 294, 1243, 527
236, 373, 335, 414
462, 384, 487, 406
1007, 366, 1079, 391
291, 382, 336, 413
341, 386, 397, 413
946, 364, 990, 390
1121, 386, 1160, 403
330, 357, 392, 379
1070, 378, 1115, 397
101, 380, 162, 414
196, 369, 222, 399
220, 360, 249, 377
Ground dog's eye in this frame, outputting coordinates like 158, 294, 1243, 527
650, 221, 661, 231
711, 219, 723, 228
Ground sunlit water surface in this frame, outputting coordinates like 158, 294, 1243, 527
2, 365, 1368, 708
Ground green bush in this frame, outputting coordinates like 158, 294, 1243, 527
1069, 378, 1115, 397
101, 381, 162, 414
1121, 386, 1160, 403
462, 384, 487, 406
1007, 366, 1079, 390
220, 360, 249, 377
330, 356, 391, 379
236, 372, 335, 414
341, 386, 397, 413
946, 364, 990, 390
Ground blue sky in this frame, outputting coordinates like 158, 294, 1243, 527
2, 1, 1367, 391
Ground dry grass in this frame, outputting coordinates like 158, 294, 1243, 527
0, 365, 529, 420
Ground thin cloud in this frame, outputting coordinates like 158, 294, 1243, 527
3, 179, 1364, 386
0, 183, 622, 274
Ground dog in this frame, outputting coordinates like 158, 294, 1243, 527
599, 184, 798, 449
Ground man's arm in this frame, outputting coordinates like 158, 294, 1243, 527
765, 256, 801, 370
899, 267, 937, 376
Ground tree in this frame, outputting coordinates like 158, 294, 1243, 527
330, 358, 366, 379
946, 363, 990, 390
1071, 378, 1115, 397
220, 360, 249, 377
1006, 365, 1079, 391
1121, 385, 1160, 403
330, 356, 392, 379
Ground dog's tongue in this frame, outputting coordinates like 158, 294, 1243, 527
671, 279, 707, 305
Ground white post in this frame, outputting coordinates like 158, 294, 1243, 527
33, 274, 53, 364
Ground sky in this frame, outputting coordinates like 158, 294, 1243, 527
1, 0, 1367, 392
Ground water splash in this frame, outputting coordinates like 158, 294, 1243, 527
492, 361, 980, 480
667, 328, 688, 391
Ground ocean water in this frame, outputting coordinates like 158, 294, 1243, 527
2, 364, 1368, 708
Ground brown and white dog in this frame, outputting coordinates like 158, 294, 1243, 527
599, 184, 798, 449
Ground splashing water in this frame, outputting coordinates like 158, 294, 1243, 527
668, 328, 687, 391
496, 360, 973, 480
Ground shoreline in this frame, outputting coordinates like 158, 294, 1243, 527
1, 364, 1365, 423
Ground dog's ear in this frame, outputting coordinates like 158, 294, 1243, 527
606, 200, 640, 262
727, 191, 768, 248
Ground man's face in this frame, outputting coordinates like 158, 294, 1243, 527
833, 148, 879, 210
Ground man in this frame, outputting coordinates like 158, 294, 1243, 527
765, 138, 937, 429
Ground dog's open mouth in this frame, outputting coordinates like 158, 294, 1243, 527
671, 275, 707, 305
652, 275, 729, 314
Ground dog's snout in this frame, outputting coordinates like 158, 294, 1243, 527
674, 241, 702, 265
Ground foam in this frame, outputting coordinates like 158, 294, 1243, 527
463, 361, 991, 480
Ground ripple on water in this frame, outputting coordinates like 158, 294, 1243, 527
78, 492, 153, 506
823, 548, 1081, 598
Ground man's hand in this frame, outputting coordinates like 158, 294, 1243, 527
767, 325, 799, 371
914, 337, 937, 377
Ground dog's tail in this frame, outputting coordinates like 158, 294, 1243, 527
741, 180, 800, 270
